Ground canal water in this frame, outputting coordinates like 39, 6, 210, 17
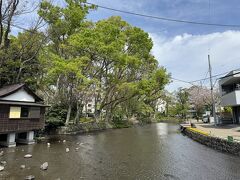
1, 123, 240, 180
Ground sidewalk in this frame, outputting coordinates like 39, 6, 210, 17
186, 119, 240, 141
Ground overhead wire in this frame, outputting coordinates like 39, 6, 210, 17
85, 2, 240, 28
170, 68, 240, 86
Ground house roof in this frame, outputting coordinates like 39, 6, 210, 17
0, 100, 49, 107
219, 70, 240, 86
0, 84, 43, 102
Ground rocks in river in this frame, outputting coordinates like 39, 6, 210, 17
47, 143, 51, 147
20, 165, 26, 169
40, 162, 48, 170
0, 151, 3, 156
0, 165, 4, 171
75, 147, 79, 151
24, 154, 32, 158
66, 148, 70, 153
63, 140, 66, 143
25, 175, 35, 180
0, 161, 6, 165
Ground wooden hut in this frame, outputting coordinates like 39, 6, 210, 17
0, 84, 47, 147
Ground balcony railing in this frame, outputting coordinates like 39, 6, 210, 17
222, 85, 240, 96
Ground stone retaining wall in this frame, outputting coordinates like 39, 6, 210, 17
181, 125, 240, 156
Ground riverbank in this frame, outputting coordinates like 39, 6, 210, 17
37, 117, 182, 139
42, 119, 139, 136
49, 117, 182, 136
180, 124, 240, 156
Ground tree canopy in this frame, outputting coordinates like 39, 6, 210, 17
0, 0, 170, 125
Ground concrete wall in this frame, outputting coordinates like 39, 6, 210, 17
221, 91, 239, 106
181, 126, 240, 156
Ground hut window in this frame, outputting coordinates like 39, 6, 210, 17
29, 107, 40, 118
21, 107, 29, 118
9, 107, 21, 118
9, 106, 40, 119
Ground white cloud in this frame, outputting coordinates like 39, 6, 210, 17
150, 31, 240, 91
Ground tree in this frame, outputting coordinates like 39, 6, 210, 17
0, 0, 170, 126
175, 88, 189, 119
0, 30, 45, 88
187, 85, 220, 117
68, 16, 169, 122
38, 0, 95, 125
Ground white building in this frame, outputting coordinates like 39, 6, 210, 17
219, 70, 240, 123
82, 96, 96, 116
156, 99, 166, 114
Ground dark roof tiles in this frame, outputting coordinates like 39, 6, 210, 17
0, 84, 25, 97
0, 84, 43, 102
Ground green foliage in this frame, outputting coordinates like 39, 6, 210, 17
79, 117, 94, 123
223, 106, 232, 113
0, 30, 45, 88
156, 115, 183, 123
175, 88, 189, 119
0, 0, 170, 128
46, 104, 67, 123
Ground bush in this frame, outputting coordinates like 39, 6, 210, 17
156, 116, 183, 123
79, 117, 94, 123
112, 119, 131, 129
46, 119, 65, 129
46, 104, 67, 123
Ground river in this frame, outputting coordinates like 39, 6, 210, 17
1, 123, 240, 180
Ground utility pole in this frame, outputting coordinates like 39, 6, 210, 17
208, 54, 217, 126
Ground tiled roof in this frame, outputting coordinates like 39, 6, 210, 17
0, 84, 25, 97
0, 83, 43, 102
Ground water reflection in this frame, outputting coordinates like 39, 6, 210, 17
0, 123, 240, 180
156, 123, 168, 136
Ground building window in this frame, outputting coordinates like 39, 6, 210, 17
29, 107, 40, 118
9, 107, 21, 118
9, 106, 40, 119
88, 104, 92, 107
21, 107, 29, 118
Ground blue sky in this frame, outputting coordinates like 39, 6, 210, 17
87, 0, 240, 36
85, 0, 240, 91
15, 0, 240, 91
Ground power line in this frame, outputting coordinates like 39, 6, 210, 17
189, 68, 240, 83
171, 77, 195, 85
171, 68, 240, 85
86, 2, 240, 28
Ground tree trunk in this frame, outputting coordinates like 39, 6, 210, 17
4, 0, 19, 48
0, 0, 3, 46
65, 103, 72, 126
16, 66, 22, 83
74, 101, 81, 124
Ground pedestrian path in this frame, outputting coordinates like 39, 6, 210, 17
195, 123, 240, 141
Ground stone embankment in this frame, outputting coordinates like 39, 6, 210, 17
180, 124, 240, 156
56, 121, 107, 135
